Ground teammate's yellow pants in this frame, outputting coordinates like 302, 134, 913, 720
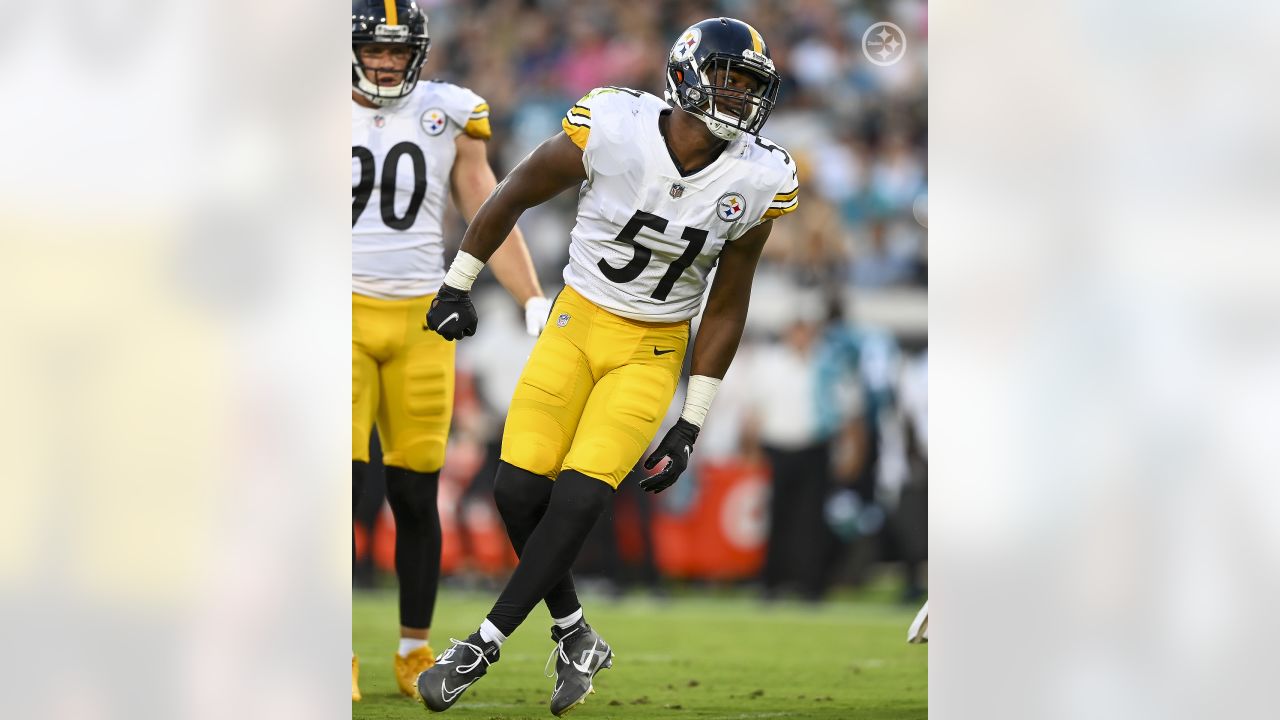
501, 285, 689, 488
352, 292, 456, 473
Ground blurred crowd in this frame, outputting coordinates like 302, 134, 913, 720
356, 0, 928, 603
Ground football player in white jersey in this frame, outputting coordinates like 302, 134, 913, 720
418, 17, 798, 715
350, 0, 551, 702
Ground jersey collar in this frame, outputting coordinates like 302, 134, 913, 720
653, 108, 744, 184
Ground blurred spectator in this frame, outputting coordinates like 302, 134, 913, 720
740, 291, 868, 601
849, 219, 925, 288
892, 348, 928, 601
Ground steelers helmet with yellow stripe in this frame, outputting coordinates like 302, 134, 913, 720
352, 0, 430, 106
665, 17, 781, 141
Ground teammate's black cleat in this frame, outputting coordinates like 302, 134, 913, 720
546, 619, 614, 716
416, 632, 500, 712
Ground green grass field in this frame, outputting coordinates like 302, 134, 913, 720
354, 587, 927, 719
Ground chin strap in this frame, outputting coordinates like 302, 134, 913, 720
698, 114, 742, 141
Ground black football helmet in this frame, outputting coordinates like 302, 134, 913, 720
665, 17, 781, 141
351, 0, 430, 106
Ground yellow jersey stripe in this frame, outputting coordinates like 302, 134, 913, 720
464, 117, 492, 140
383, 0, 398, 25
745, 23, 764, 54
562, 117, 591, 149
569, 105, 591, 118
472, 103, 489, 113
763, 201, 798, 219
772, 188, 799, 202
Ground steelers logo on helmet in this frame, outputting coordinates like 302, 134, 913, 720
421, 108, 447, 136
671, 27, 701, 62
716, 192, 747, 222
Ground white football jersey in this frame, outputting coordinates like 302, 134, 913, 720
351, 81, 491, 299
560, 87, 799, 322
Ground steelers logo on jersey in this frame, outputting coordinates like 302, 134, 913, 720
716, 192, 747, 222
671, 27, 702, 61
420, 108, 447, 136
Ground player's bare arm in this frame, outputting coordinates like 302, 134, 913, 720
427, 132, 587, 340
458, 132, 588, 263
689, 219, 773, 380
641, 220, 772, 493
450, 132, 550, 334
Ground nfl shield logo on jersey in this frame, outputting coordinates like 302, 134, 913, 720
670, 183, 684, 199
421, 108, 447, 136
716, 192, 746, 222
557, 313, 571, 327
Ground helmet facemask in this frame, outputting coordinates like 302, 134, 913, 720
352, 23, 429, 106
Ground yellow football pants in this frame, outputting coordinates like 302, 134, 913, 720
352, 292, 455, 473
501, 285, 689, 488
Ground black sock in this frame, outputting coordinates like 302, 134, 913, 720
486, 469, 613, 636
492, 462, 583, 619
353, 461, 366, 572
385, 466, 442, 630
353, 461, 366, 514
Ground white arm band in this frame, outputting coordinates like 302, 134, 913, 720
680, 375, 722, 427
443, 250, 486, 292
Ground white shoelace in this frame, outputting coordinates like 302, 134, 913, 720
544, 627, 582, 679
440, 637, 492, 675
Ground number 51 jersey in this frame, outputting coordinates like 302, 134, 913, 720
351, 81, 491, 299
560, 87, 799, 322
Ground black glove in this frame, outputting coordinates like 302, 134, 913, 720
425, 284, 478, 341
639, 418, 700, 493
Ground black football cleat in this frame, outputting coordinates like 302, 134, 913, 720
546, 620, 613, 716
416, 632, 500, 712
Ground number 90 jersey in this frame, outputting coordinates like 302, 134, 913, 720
352, 81, 492, 299
560, 87, 798, 322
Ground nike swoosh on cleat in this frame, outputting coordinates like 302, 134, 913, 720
572, 648, 609, 674
440, 679, 473, 703
653, 347, 676, 355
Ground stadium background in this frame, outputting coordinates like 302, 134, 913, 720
354, 0, 928, 606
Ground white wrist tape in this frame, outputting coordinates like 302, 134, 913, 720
680, 375, 721, 427
443, 250, 486, 292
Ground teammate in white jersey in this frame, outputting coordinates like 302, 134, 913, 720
418, 17, 798, 715
349, 0, 550, 702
